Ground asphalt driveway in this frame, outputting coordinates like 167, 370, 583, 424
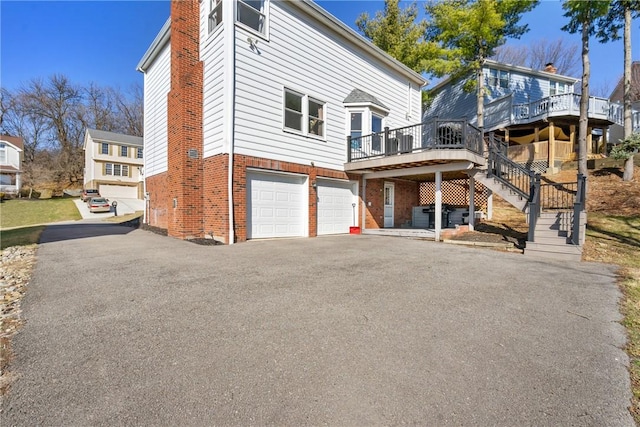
1, 224, 633, 426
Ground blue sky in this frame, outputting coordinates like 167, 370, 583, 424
1, 0, 638, 94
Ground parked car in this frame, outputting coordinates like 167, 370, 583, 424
87, 197, 111, 213
82, 189, 100, 202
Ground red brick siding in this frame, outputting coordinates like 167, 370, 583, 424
202, 154, 229, 242
166, 0, 204, 239
363, 178, 418, 228
146, 172, 170, 229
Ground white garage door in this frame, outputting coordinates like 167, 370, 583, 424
247, 172, 307, 239
317, 180, 357, 235
99, 184, 138, 199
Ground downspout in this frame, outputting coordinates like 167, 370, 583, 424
223, 1, 236, 244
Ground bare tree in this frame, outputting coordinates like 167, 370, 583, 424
491, 37, 580, 76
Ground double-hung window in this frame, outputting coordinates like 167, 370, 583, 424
283, 88, 326, 138
122, 165, 129, 177
105, 163, 113, 175
209, 0, 222, 33
0, 143, 6, 164
308, 98, 325, 137
284, 89, 303, 132
488, 68, 509, 89
549, 80, 567, 96
350, 113, 363, 149
120, 146, 128, 157
137, 147, 143, 159
371, 114, 383, 152
114, 164, 121, 176
100, 143, 109, 155
237, 0, 267, 35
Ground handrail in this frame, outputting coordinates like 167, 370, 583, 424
486, 133, 535, 200
347, 118, 484, 162
571, 173, 586, 245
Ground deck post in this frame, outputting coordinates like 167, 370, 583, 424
435, 171, 442, 241
347, 136, 352, 162
362, 176, 367, 231
486, 189, 493, 220
468, 175, 475, 231
548, 121, 556, 173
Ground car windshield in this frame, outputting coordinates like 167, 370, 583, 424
91, 198, 107, 204
86, 190, 98, 194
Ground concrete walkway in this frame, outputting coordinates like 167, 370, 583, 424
0, 225, 633, 426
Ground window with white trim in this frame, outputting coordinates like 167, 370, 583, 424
120, 146, 128, 157
488, 68, 509, 89
237, 0, 267, 35
550, 80, 568, 96
137, 147, 143, 159
371, 114, 383, 151
284, 89, 303, 132
283, 88, 326, 138
209, 0, 222, 33
105, 163, 129, 177
100, 143, 109, 155
0, 143, 6, 164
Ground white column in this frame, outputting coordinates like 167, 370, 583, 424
435, 171, 442, 241
468, 175, 475, 231
486, 190, 493, 220
362, 176, 367, 231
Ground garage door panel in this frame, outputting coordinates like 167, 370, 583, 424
99, 184, 138, 199
317, 180, 357, 235
247, 172, 307, 239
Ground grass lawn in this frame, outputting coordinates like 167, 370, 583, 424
0, 198, 81, 229
0, 226, 46, 250
583, 214, 640, 422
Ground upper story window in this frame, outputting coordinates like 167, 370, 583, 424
209, 0, 222, 33
120, 146, 128, 157
100, 143, 109, 155
283, 88, 326, 139
550, 80, 568, 96
137, 147, 143, 159
349, 111, 385, 152
488, 68, 509, 89
237, 0, 267, 35
350, 113, 362, 140
0, 143, 6, 164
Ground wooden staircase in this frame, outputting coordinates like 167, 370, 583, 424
477, 134, 587, 261
524, 211, 586, 262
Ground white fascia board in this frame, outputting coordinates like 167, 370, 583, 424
343, 102, 390, 115
291, 0, 427, 88
137, 18, 171, 73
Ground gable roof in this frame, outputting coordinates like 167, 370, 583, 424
609, 61, 640, 103
343, 88, 389, 111
86, 129, 143, 147
137, 2, 426, 87
428, 59, 579, 93
0, 135, 24, 150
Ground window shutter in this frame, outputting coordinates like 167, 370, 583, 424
102, 163, 106, 175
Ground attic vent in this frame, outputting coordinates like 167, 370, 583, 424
188, 149, 199, 159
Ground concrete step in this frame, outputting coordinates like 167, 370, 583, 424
534, 229, 569, 238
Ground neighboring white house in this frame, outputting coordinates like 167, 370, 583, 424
136, 0, 426, 243
83, 129, 144, 199
0, 134, 23, 195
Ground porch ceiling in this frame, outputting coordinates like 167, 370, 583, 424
344, 149, 485, 174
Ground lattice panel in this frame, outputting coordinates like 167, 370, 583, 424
518, 160, 549, 175
419, 179, 489, 210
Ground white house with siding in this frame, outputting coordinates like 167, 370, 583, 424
83, 128, 144, 199
0, 134, 23, 194
137, 0, 425, 243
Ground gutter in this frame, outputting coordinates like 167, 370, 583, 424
136, 18, 171, 73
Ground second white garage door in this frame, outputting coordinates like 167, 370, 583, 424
247, 172, 307, 239
99, 184, 138, 199
317, 180, 357, 235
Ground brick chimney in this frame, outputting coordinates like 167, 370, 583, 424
544, 62, 557, 74
166, 0, 204, 239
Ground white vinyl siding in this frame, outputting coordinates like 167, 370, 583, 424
232, 1, 419, 170
202, 29, 225, 158
143, 41, 170, 177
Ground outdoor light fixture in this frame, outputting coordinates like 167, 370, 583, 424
311, 181, 317, 189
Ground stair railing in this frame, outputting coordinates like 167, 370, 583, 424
527, 174, 542, 242
486, 133, 535, 200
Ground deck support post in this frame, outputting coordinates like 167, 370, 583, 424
548, 121, 556, 174
435, 171, 442, 241
468, 175, 475, 231
362, 176, 367, 231
486, 189, 493, 220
